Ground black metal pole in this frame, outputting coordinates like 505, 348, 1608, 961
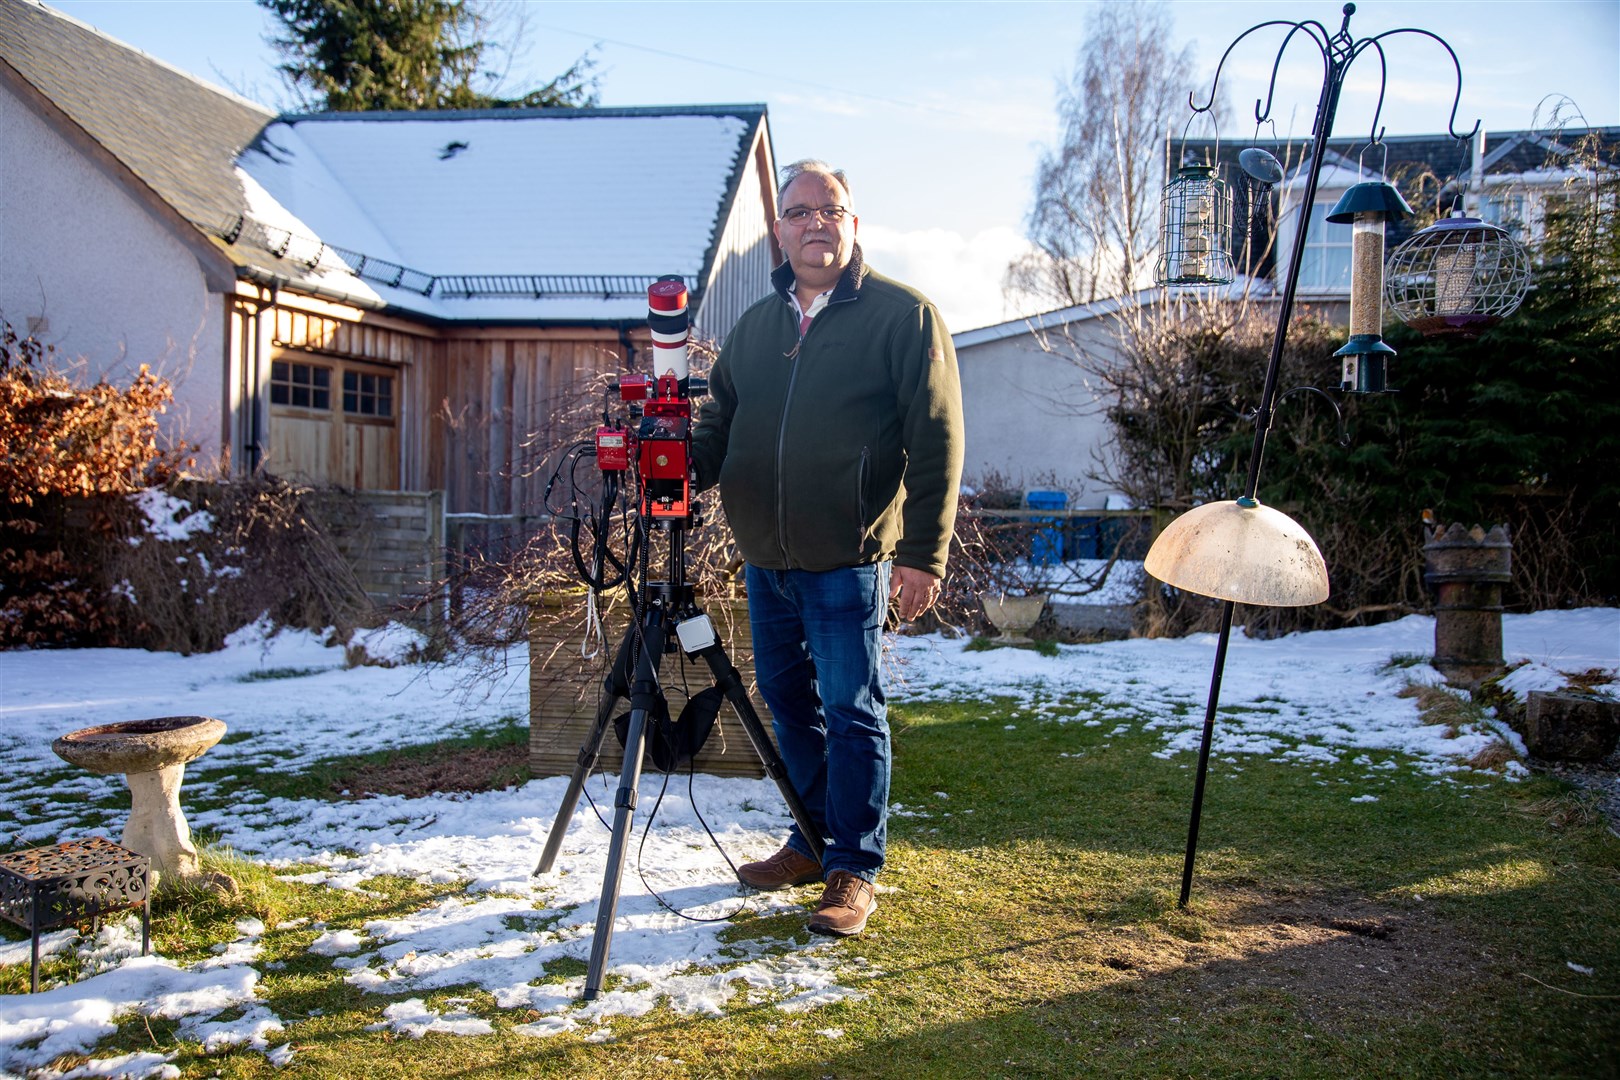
1179, 600, 1236, 907
1178, 4, 1355, 909
1243, 4, 1353, 500
583, 609, 665, 1000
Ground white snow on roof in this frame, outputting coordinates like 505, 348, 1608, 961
237, 111, 750, 320
235, 167, 387, 304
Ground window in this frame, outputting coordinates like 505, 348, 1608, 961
1297, 201, 1353, 289
1481, 193, 1527, 237
343, 370, 394, 417
270, 360, 330, 409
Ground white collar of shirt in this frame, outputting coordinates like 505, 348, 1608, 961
790, 289, 832, 324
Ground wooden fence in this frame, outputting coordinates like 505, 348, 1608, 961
307, 489, 446, 617
528, 590, 770, 779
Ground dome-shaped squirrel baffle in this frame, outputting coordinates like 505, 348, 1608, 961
1423, 523, 1512, 689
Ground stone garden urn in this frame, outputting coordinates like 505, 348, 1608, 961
981, 592, 1048, 643
52, 716, 232, 891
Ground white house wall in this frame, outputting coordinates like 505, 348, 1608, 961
0, 82, 226, 461
696, 127, 777, 346
956, 320, 1125, 509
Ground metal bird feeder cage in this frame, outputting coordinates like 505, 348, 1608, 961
1155, 164, 1236, 286
1385, 211, 1532, 338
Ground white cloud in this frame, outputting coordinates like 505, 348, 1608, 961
857, 224, 1045, 333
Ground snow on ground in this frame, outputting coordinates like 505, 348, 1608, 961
0, 609, 1614, 1077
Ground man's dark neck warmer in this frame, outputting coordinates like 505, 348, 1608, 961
771, 242, 866, 307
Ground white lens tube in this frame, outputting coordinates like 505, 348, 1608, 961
647, 279, 690, 382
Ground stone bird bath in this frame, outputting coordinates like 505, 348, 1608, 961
981, 592, 1048, 643
52, 716, 231, 891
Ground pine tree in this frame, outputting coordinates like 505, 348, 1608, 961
259, 0, 596, 112
1256, 129, 1620, 612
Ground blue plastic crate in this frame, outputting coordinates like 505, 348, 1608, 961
1024, 490, 1067, 565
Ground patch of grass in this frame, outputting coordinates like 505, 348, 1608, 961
964, 636, 1060, 656
235, 666, 331, 682
7, 699, 1618, 1079
196, 717, 530, 804
1396, 680, 1488, 735
1379, 652, 1431, 672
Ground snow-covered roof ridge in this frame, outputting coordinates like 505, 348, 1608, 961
285, 102, 768, 123
232, 105, 765, 321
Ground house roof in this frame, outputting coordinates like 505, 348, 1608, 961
0, 0, 768, 326
0, 0, 272, 271
236, 106, 763, 323
952, 280, 1273, 349
1179, 127, 1620, 212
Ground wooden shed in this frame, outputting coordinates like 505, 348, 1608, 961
2, 0, 781, 536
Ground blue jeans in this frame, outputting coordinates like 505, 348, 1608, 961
745, 562, 891, 883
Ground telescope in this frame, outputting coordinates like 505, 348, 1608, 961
537, 278, 822, 1001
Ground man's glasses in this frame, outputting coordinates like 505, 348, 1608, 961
780, 205, 850, 225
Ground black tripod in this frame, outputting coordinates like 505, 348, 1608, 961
533, 518, 824, 1001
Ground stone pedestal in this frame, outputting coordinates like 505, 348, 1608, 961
981, 593, 1048, 643
52, 717, 228, 890
1424, 523, 1511, 689
1525, 692, 1620, 762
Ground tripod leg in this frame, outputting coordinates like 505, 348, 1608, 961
584, 616, 666, 1001
691, 642, 825, 865
534, 629, 636, 876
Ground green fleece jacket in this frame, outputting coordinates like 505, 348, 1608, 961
691, 248, 964, 577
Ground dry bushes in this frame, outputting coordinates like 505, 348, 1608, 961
101, 479, 375, 653
2, 479, 376, 653
1, 320, 192, 646
445, 345, 748, 647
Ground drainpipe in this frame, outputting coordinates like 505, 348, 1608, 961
235, 284, 275, 474
617, 326, 637, 370
1466, 128, 1486, 215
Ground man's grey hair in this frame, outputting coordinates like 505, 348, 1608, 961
777, 159, 851, 206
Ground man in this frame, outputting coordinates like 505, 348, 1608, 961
690, 159, 964, 937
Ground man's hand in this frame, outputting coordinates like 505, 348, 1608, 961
889, 565, 943, 623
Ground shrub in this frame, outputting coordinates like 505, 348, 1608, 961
0, 321, 194, 645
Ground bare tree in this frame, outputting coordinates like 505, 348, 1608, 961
1009, 1, 1202, 307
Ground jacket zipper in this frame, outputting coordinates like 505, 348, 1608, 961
775, 347, 804, 566
856, 445, 871, 548
775, 291, 858, 567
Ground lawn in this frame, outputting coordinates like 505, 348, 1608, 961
1, 618, 1616, 1078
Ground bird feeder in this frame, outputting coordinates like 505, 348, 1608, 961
1327, 180, 1412, 393
1385, 211, 1532, 338
1155, 164, 1236, 286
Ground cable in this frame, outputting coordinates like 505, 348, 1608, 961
634, 756, 751, 924
526, 22, 970, 119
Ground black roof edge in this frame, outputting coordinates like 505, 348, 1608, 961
244, 267, 653, 333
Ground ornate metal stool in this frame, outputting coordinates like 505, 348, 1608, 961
0, 837, 151, 992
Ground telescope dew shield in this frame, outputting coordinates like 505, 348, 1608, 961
647, 278, 690, 384
637, 277, 695, 519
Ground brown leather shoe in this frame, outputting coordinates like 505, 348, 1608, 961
807, 870, 877, 936
736, 845, 822, 890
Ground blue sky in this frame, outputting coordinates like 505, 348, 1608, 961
47, 0, 1620, 329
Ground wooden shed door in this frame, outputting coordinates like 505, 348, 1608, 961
268, 352, 400, 489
